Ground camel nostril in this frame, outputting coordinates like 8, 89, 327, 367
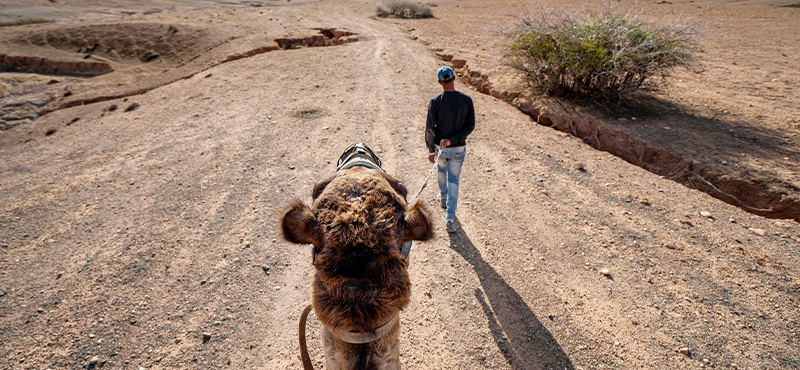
349, 250, 378, 259
342, 279, 371, 288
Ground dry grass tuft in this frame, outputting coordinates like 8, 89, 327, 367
376, 2, 433, 19
0, 19, 53, 27
293, 107, 325, 119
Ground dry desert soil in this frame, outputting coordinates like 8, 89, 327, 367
1, 0, 799, 369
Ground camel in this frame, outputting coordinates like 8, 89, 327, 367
281, 143, 433, 370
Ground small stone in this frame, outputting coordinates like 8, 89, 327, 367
678, 347, 690, 356
202, 332, 212, 340
88, 333, 95, 338
729, 218, 736, 223
484, 168, 492, 172
261, 265, 270, 275
721, 160, 727, 165
600, 268, 611, 276
275, 286, 281, 290
479, 354, 486, 360
699, 211, 712, 218
289, 166, 295, 170
175, 338, 182, 344
89, 356, 100, 365
244, 241, 251, 247
749, 228, 765, 236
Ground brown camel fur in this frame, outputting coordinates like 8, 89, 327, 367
281, 166, 433, 370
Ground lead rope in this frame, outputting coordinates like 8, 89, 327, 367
299, 305, 314, 370
408, 141, 444, 204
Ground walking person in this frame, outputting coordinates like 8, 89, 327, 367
425, 66, 475, 233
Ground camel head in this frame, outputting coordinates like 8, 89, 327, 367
281, 167, 433, 331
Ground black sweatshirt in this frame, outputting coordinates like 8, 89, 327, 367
425, 90, 475, 153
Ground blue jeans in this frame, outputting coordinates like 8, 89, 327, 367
436, 145, 466, 222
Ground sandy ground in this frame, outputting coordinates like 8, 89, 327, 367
1, 1, 798, 369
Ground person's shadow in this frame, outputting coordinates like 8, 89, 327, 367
449, 218, 575, 370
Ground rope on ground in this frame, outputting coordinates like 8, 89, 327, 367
684, 170, 776, 213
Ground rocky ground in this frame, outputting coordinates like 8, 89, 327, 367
0, 1, 798, 369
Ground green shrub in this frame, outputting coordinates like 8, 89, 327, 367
502, 5, 699, 101
376, 2, 433, 19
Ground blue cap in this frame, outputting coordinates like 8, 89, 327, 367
437, 66, 455, 82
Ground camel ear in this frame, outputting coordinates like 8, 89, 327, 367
403, 202, 433, 241
312, 175, 335, 200
280, 202, 321, 245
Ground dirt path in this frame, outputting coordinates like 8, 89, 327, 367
1, 1, 798, 370
397, 0, 800, 222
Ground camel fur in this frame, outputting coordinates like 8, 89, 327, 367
281, 166, 433, 370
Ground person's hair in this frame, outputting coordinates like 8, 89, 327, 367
439, 77, 455, 83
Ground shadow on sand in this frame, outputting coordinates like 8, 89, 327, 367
553, 96, 800, 220
602, 97, 800, 165
448, 218, 575, 370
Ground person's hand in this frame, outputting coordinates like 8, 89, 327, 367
441, 139, 451, 148
428, 153, 435, 163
